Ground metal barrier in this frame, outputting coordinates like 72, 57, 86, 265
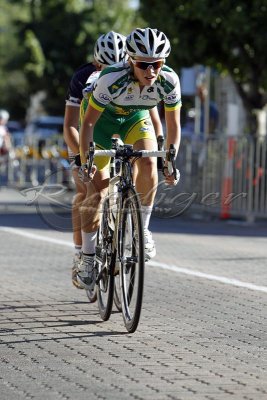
0, 151, 73, 189
1, 136, 267, 221
0, 133, 74, 189
154, 136, 267, 221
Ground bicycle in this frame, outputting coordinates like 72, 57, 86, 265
86, 139, 177, 333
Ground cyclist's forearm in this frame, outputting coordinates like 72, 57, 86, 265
165, 108, 181, 156
80, 105, 103, 164
166, 127, 181, 154
63, 106, 80, 154
64, 126, 80, 153
80, 123, 94, 164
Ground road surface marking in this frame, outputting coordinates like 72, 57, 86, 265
149, 260, 267, 294
0, 226, 73, 248
1, 226, 267, 294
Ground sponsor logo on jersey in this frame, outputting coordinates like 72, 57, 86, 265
147, 87, 154, 93
125, 95, 134, 101
114, 106, 130, 115
140, 127, 150, 132
165, 93, 179, 103
141, 95, 157, 101
99, 93, 112, 102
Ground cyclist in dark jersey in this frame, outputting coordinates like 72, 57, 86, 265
64, 61, 98, 288
64, 32, 133, 289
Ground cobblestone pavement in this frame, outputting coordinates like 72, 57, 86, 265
0, 191, 267, 400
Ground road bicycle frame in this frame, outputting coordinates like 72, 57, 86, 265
86, 139, 177, 332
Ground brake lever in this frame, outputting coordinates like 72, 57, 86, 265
157, 135, 164, 170
87, 141, 95, 177
166, 144, 177, 180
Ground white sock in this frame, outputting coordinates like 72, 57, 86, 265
74, 245, 82, 256
141, 205, 153, 230
81, 231, 97, 254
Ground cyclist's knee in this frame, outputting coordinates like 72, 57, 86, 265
80, 191, 100, 212
79, 193, 102, 230
79, 188, 106, 223
72, 191, 86, 207
139, 156, 157, 173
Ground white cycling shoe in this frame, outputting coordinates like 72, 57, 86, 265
76, 254, 96, 290
144, 229, 156, 261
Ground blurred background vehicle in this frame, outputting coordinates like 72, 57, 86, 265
24, 116, 65, 156
7, 120, 25, 148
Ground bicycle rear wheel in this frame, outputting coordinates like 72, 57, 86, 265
120, 187, 145, 333
85, 287, 97, 303
96, 199, 115, 321
113, 274, 122, 312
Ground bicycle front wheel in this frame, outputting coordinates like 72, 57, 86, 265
119, 188, 145, 333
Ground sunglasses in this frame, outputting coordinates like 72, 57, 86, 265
131, 59, 164, 70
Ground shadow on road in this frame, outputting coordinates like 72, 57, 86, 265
0, 300, 127, 343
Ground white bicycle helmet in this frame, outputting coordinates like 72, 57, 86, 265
94, 31, 127, 65
126, 28, 171, 58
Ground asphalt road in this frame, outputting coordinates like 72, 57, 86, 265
0, 188, 267, 400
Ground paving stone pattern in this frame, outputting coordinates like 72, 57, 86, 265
0, 218, 267, 400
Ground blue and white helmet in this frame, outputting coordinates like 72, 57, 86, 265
126, 28, 171, 58
94, 31, 127, 65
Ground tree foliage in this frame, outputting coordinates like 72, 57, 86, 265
0, 1, 29, 120
140, 0, 267, 134
0, 0, 143, 120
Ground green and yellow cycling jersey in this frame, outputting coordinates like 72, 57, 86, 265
79, 61, 181, 169
89, 60, 181, 116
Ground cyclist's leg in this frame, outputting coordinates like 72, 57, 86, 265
77, 168, 109, 289
67, 148, 87, 288
72, 167, 87, 247
79, 113, 117, 236
123, 114, 158, 260
123, 113, 158, 206
133, 137, 158, 206
77, 115, 118, 289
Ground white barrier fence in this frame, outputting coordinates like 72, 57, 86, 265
0, 154, 73, 189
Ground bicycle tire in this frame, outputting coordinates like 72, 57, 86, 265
85, 287, 97, 303
113, 274, 122, 312
96, 198, 115, 321
119, 187, 145, 333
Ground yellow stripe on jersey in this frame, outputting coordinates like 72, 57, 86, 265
89, 96, 105, 112
164, 103, 182, 112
